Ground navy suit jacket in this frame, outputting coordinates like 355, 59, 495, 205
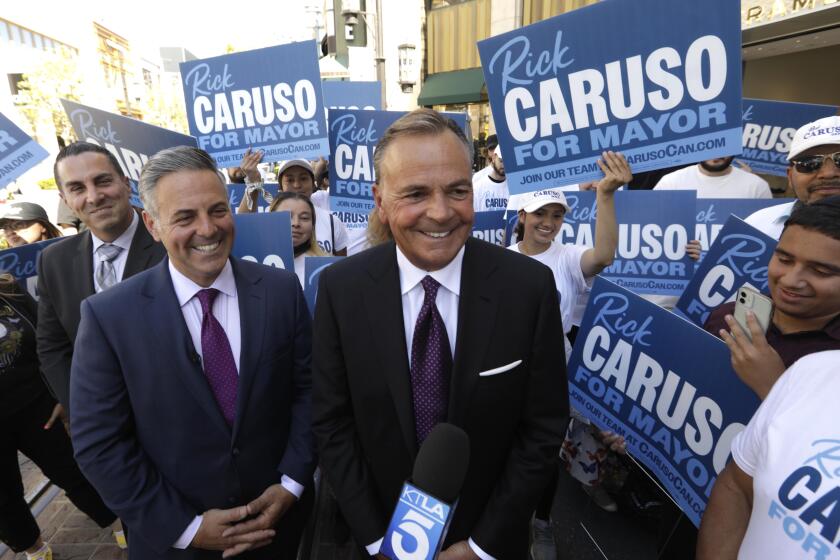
70, 257, 315, 558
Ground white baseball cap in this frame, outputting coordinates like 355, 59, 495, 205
788, 116, 840, 161
520, 189, 571, 213
277, 159, 315, 178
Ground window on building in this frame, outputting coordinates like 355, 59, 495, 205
34, 33, 42, 50
9, 24, 20, 45
8, 73, 24, 95
21, 29, 32, 47
143, 68, 153, 89
0, 21, 9, 43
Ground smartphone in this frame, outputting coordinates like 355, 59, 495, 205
733, 285, 774, 341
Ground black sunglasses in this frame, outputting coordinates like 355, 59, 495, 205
790, 151, 840, 174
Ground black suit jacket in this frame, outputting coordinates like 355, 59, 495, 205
312, 238, 569, 558
70, 258, 316, 558
36, 214, 166, 408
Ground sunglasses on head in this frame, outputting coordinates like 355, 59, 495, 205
790, 151, 840, 174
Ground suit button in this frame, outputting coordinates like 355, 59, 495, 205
232, 447, 240, 456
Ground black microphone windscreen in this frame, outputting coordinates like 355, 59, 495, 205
412, 423, 470, 503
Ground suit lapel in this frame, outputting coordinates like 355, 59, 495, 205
231, 259, 264, 443
71, 231, 95, 300
141, 260, 231, 437
124, 211, 158, 279
449, 239, 499, 426
363, 243, 418, 456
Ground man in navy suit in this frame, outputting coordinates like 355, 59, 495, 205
70, 146, 315, 559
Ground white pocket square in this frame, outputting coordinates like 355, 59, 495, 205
478, 360, 523, 377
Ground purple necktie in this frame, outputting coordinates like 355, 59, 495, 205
410, 276, 452, 444
196, 288, 238, 426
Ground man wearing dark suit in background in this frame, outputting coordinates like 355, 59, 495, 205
313, 109, 568, 559
37, 142, 166, 414
70, 146, 316, 559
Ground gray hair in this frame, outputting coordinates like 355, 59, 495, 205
139, 146, 225, 218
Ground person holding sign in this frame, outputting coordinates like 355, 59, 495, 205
269, 192, 326, 286
239, 158, 349, 256
745, 116, 840, 240
313, 109, 567, 559
69, 146, 315, 559
705, 198, 840, 400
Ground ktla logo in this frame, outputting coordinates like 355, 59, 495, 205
401, 487, 446, 523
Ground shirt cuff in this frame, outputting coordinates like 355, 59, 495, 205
173, 515, 203, 549
469, 537, 497, 560
366, 537, 383, 556
280, 475, 304, 499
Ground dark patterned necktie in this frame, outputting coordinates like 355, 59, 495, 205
196, 288, 238, 426
410, 276, 452, 444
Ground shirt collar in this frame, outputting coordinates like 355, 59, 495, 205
396, 244, 464, 297
169, 259, 237, 307
91, 210, 138, 252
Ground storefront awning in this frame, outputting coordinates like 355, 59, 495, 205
417, 68, 486, 106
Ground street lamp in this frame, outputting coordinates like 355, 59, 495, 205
340, 0, 386, 106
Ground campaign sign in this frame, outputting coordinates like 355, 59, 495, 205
567, 277, 760, 526
61, 99, 197, 206
0, 113, 49, 188
227, 183, 281, 214
558, 190, 695, 296
232, 212, 294, 271
321, 81, 381, 110
332, 209, 370, 255
694, 197, 791, 251
0, 237, 63, 298
380, 482, 453, 560
303, 256, 343, 316
180, 41, 328, 167
478, 0, 742, 195
675, 216, 776, 327
329, 109, 469, 215
741, 98, 838, 176
472, 210, 506, 246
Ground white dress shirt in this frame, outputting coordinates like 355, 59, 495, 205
168, 260, 303, 549
744, 200, 795, 240
90, 210, 138, 292
366, 245, 496, 560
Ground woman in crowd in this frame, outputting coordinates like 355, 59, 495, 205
508, 152, 630, 559
0, 205, 117, 560
269, 192, 326, 287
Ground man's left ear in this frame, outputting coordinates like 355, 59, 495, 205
141, 210, 161, 242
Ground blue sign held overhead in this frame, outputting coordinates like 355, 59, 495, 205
567, 277, 760, 527
232, 212, 294, 272
478, 0, 743, 195
61, 99, 197, 206
694, 197, 791, 251
675, 216, 777, 327
0, 113, 49, 189
741, 99, 838, 176
558, 190, 695, 296
321, 81, 381, 110
471, 210, 506, 247
180, 41, 328, 167
303, 256, 343, 316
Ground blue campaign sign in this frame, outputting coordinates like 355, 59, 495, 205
568, 277, 760, 527
471, 210, 506, 246
0, 113, 49, 188
558, 190, 695, 296
227, 183, 280, 214
675, 216, 776, 327
180, 41, 328, 167
694, 197, 791, 251
61, 99, 197, 206
741, 98, 838, 176
0, 237, 63, 298
232, 212, 294, 271
303, 256, 343, 316
321, 81, 381, 110
478, 0, 742, 195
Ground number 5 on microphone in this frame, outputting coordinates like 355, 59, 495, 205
381, 482, 453, 560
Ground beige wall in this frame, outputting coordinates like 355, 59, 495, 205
743, 44, 840, 106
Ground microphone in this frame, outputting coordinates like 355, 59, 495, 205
381, 423, 470, 560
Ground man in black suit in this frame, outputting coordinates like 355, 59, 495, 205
313, 109, 568, 559
37, 142, 166, 413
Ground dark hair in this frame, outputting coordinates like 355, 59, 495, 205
269, 192, 325, 255
54, 142, 125, 188
486, 134, 498, 151
513, 213, 524, 243
783, 196, 840, 242
36, 219, 63, 240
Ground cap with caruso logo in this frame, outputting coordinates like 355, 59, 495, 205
788, 116, 840, 161
520, 189, 571, 213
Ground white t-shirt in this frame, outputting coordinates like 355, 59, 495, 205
731, 350, 840, 560
472, 172, 509, 212
314, 207, 349, 255
311, 189, 329, 210
653, 165, 772, 199
744, 201, 795, 241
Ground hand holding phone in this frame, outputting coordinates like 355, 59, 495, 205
733, 285, 774, 342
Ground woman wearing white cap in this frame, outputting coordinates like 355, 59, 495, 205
510, 152, 630, 550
